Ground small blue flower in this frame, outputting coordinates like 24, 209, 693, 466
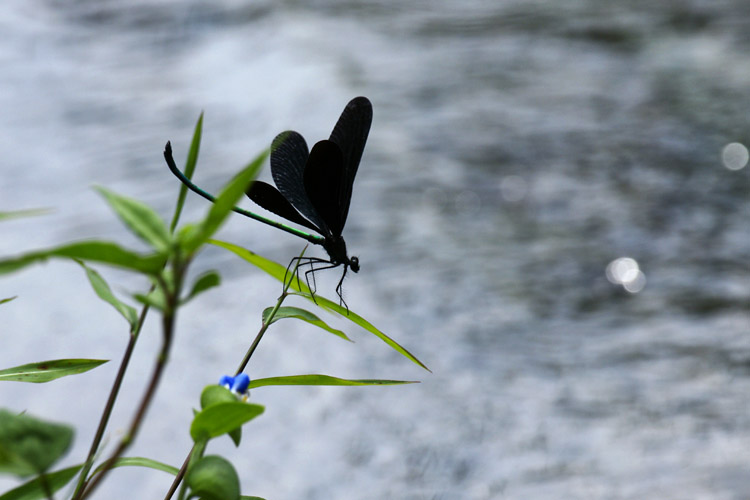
217, 373, 251, 401
232, 373, 250, 394
219, 375, 234, 389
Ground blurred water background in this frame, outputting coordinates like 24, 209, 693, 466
1, 1, 749, 499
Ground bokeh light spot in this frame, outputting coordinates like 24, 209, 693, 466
721, 142, 749, 171
606, 257, 646, 293
622, 270, 646, 293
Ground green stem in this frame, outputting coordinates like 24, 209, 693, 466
164, 250, 305, 498
235, 291, 287, 375
235, 254, 301, 374
162, 292, 286, 500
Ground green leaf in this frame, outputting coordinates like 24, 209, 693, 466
262, 306, 351, 342
227, 426, 242, 448
176, 223, 199, 242
0, 297, 16, 305
212, 240, 430, 371
209, 240, 302, 289
0, 241, 166, 276
199, 385, 237, 410
240, 497, 266, 500
91, 456, 179, 477
0, 464, 81, 500
186, 455, 239, 500
0, 359, 108, 383
180, 150, 268, 255
190, 402, 264, 443
248, 375, 418, 389
78, 261, 138, 327
183, 271, 221, 304
0, 209, 51, 222
314, 299, 431, 372
170, 113, 204, 233
199, 386, 243, 446
133, 286, 166, 311
94, 187, 171, 252
0, 410, 74, 477
184, 115, 204, 188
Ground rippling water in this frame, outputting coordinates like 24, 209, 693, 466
1, 1, 749, 499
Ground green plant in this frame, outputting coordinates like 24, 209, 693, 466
0, 115, 427, 500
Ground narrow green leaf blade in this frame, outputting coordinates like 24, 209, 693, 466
0, 359, 108, 383
78, 261, 138, 327
0, 297, 16, 305
0, 410, 74, 476
0, 209, 51, 222
203, 151, 267, 235
248, 375, 417, 388
170, 113, 204, 233
315, 298, 430, 372
51, 241, 167, 274
184, 114, 204, 185
183, 271, 221, 303
209, 240, 308, 290
91, 456, 179, 477
0, 241, 166, 276
94, 187, 171, 251
211, 240, 429, 371
190, 402, 264, 442
181, 150, 268, 254
262, 306, 351, 342
0, 464, 82, 500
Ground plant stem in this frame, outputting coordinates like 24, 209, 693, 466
163, 310, 278, 500
163, 445, 193, 500
164, 252, 304, 498
235, 257, 302, 374
78, 269, 183, 499
164, 289, 292, 498
176, 439, 207, 500
71, 300, 152, 499
234, 312, 274, 376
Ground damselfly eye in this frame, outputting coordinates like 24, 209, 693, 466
350, 256, 360, 273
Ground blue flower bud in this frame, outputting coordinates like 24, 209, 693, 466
218, 375, 234, 389
232, 373, 250, 395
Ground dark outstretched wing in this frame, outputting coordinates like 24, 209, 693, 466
303, 140, 346, 236
246, 181, 320, 233
328, 96, 372, 229
269, 131, 329, 235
